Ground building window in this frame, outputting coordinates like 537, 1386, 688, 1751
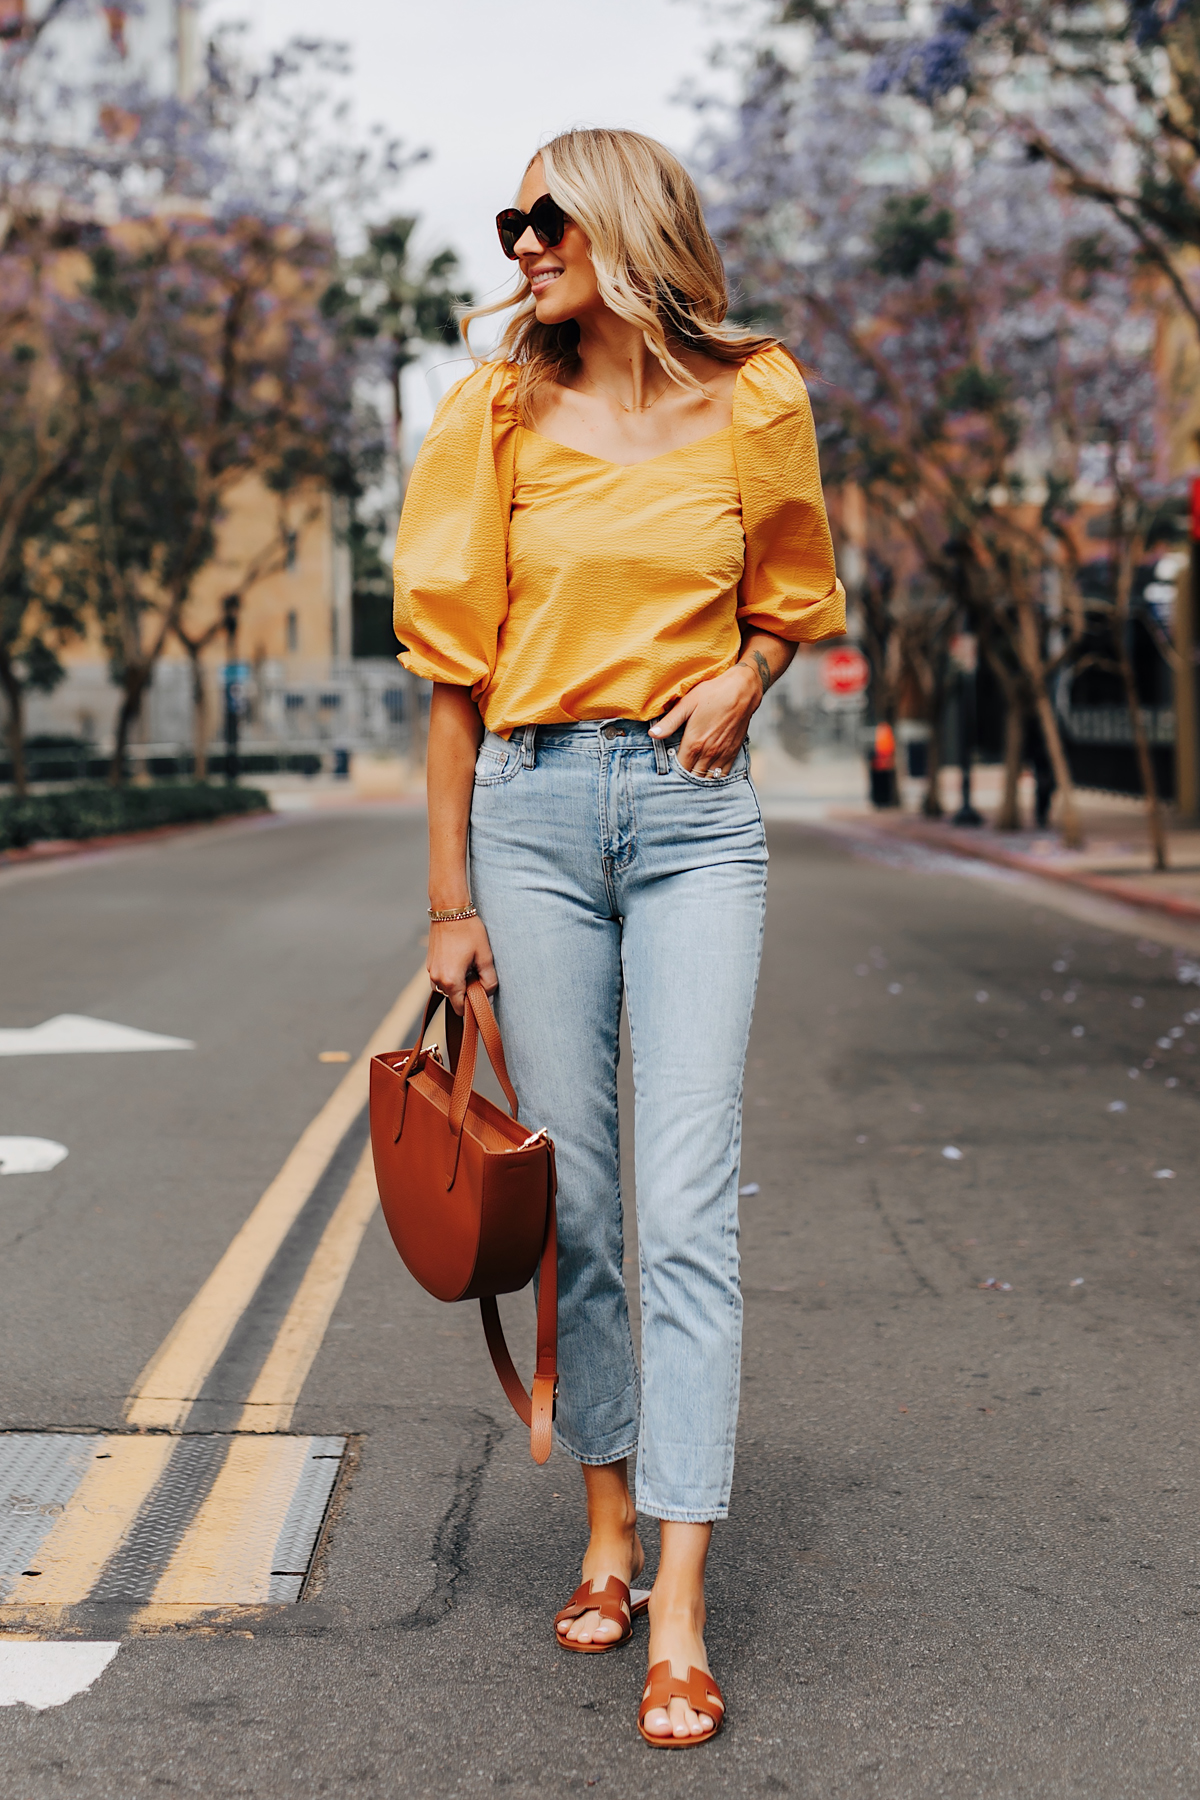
285, 530, 298, 570
382, 689, 406, 723
284, 693, 306, 712
318, 693, 342, 712
286, 610, 298, 653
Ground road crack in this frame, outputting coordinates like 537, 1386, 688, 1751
396, 1409, 502, 1629
868, 1180, 941, 1297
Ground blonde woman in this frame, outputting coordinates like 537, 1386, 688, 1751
394, 128, 844, 1748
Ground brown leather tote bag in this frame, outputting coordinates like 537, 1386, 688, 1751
369, 978, 558, 1463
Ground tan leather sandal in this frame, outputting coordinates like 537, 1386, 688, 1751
637, 1661, 725, 1748
554, 1575, 651, 1653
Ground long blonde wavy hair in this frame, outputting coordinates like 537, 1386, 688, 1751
461, 128, 781, 425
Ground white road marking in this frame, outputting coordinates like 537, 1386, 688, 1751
0, 1642, 119, 1709
0, 1015, 194, 1056
0, 1138, 68, 1174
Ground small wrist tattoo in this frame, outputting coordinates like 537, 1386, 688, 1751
750, 650, 771, 697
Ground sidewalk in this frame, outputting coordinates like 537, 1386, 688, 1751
261, 756, 425, 813
752, 750, 1200, 924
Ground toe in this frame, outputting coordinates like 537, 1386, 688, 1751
669, 1698, 693, 1739
642, 1706, 673, 1739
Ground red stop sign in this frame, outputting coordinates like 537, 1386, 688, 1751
821, 647, 870, 696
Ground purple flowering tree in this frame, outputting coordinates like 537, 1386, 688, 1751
701, 2, 1166, 849
0, 11, 412, 785
780, 1, 1200, 346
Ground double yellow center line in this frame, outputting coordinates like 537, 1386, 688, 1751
127, 965, 430, 1431
3, 969, 430, 1624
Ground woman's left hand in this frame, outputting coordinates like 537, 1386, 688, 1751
650, 663, 762, 778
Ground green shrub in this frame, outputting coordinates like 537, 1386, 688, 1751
0, 782, 271, 853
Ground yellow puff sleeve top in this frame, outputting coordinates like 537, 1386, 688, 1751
393, 345, 845, 738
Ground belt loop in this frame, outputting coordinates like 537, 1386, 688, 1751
652, 733, 669, 775
521, 724, 537, 769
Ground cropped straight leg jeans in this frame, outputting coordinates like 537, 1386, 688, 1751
468, 720, 768, 1522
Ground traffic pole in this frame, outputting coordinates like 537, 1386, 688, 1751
1176, 479, 1200, 822
223, 593, 241, 787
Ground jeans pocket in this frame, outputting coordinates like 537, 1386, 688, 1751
670, 742, 750, 789
474, 734, 521, 787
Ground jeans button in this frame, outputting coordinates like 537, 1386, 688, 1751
603, 724, 619, 740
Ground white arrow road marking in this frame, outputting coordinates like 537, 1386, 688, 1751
0, 1015, 194, 1056
0, 1642, 119, 1709
0, 1138, 68, 1174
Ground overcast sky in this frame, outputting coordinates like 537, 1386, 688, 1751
205, 0, 739, 304
201, 0, 745, 441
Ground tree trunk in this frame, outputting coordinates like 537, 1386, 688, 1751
1117, 639, 1168, 871
0, 647, 27, 798
1016, 598, 1082, 849
981, 631, 1024, 831
109, 668, 149, 787
187, 645, 209, 781
390, 350, 406, 499
1110, 523, 1167, 871
995, 695, 1024, 831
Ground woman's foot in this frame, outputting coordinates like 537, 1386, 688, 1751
641, 1591, 714, 1739
640, 1520, 717, 1741
557, 1460, 644, 1647
556, 1530, 645, 1646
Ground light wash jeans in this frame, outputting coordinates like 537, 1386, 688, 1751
468, 719, 767, 1521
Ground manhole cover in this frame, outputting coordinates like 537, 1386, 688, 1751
0, 1433, 345, 1609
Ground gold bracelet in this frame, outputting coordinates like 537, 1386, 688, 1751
428, 904, 478, 925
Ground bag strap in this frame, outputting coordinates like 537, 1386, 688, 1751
411, 981, 558, 1462
480, 1141, 558, 1464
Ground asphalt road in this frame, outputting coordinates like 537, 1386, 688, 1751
2, 801, 1200, 1797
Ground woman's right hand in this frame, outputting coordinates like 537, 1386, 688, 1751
427, 916, 498, 1016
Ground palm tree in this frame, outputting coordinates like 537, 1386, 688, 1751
335, 216, 473, 487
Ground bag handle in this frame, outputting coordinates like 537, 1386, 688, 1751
453, 981, 519, 1118
480, 1142, 558, 1464
445, 983, 519, 1187
401, 985, 463, 1086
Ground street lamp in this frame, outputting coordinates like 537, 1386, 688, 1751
222, 592, 242, 787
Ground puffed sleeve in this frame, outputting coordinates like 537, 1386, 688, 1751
393, 362, 519, 691
732, 346, 846, 642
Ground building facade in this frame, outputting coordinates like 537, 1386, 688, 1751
10, 1, 407, 771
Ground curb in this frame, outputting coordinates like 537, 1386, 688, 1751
847, 813, 1200, 925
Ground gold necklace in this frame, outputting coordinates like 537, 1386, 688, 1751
591, 377, 670, 415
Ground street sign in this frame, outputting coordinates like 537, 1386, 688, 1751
949, 632, 978, 674
821, 646, 869, 697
